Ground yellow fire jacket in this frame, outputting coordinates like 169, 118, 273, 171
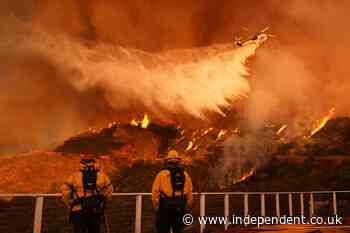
152, 169, 193, 210
61, 170, 113, 212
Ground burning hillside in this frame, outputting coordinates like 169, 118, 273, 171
54, 114, 233, 161
55, 115, 180, 159
1, 110, 350, 194
51, 113, 350, 191
278, 116, 350, 156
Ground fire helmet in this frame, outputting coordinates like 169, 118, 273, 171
164, 150, 182, 162
80, 154, 96, 163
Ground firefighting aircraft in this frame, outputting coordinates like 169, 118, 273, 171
235, 26, 271, 47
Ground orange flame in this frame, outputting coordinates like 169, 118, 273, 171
276, 124, 287, 135
200, 128, 213, 137
233, 167, 256, 184
217, 129, 227, 140
141, 114, 150, 128
130, 114, 150, 128
186, 141, 194, 151
130, 119, 138, 126
310, 107, 335, 136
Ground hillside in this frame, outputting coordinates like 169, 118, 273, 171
1, 117, 350, 233
1, 117, 350, 194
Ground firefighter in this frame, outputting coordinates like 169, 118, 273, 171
61, 154, 113, 233
152, 150, 193, 233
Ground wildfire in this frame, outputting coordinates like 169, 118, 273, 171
186, 141, 194, 151
276, 124, 287, 135
216, 129, 227, 140
200, 128, 213, 137
130, 114, 150, 129
130, 119, 138, 126
233, 167, 256, 184
182, 127, 239, 153
310, 107, 335, 136
141, 114, 150, 128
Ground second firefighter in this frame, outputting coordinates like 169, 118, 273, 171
152, 150, 193, 233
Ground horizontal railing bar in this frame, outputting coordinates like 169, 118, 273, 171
1, 190, 350, 197
0, 193, 61, 197
199, 190, 350, 195
0, 193, 150, 197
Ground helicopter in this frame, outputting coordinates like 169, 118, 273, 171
235, 27, 272, 47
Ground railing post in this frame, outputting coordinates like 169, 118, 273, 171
333, 192, 337, 216
135, 195, 142, 233
309, 193, 314, 217
200, 194, 206, 233
300, 193, 304, 216
243, 194, 249, 227
33, 196, 44, 233
244, 194, 249, 217
224, 194, 229, 231
260, 194, 265, 217
275, 193, 280, 217
288, 193, 293, 216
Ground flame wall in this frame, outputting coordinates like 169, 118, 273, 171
1, 0, 350, 153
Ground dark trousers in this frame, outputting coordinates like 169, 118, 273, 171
156, 207, 185, 233
70, 211, 101, 233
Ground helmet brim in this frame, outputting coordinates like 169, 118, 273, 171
164, 157, 182, 162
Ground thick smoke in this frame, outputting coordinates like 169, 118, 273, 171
245, 0, 350, 130
16, 24, 257, 118
1, 0, 350, 153
0, 9, 257, 153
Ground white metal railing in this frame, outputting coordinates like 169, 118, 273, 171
0, 191, 349, 233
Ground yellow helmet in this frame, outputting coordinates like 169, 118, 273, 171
164, 150, 182, 162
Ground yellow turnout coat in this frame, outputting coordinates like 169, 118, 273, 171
61, 170, 113, 212
152, 169, 193, 210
